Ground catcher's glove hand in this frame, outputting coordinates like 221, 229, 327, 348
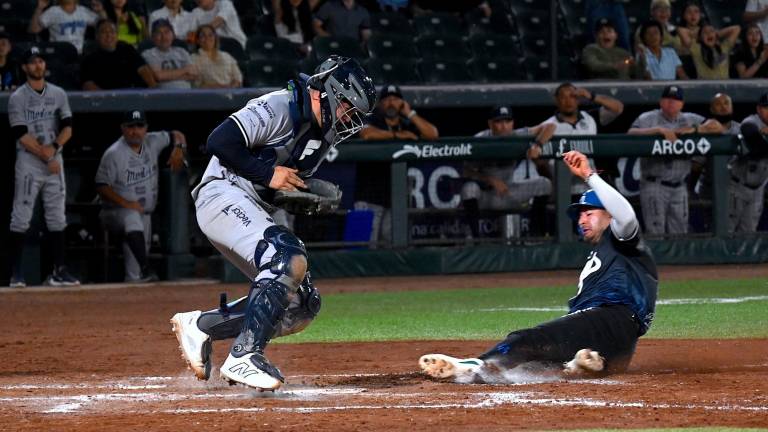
274, 178, 342, 215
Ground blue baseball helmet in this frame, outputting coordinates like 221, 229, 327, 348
567, 189, 605, 220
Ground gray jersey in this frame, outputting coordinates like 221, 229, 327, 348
95, 131, 171, 213
38, 5, 99, 53
141, 47, 193, 89
631, 109, 705, 182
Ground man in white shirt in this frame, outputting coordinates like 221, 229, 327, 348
191, 0, 247, 48
29, 0, 104, 54
149, 0, 197, 42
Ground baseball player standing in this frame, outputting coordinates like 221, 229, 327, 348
730, 92, 768, 232
7, 47, 79, 287
170, 56, 377, 391
95, 110, 187, 282
628, 85, 724, 236
420, 151, 658, 380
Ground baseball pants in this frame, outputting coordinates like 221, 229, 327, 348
10, 153, 67, 233
100, 208, 152, 281
461, 177, 551, 209
480, 304, 640, 373
729, 181, 766, 233
639, 180, 688, 235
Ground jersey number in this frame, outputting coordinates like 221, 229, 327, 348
577, 251, 602, 295
299, 140, 322, 161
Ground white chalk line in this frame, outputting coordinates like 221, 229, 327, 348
475, 295, 768, 312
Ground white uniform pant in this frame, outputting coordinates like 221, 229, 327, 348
729, 181, 765, 233
10, 153, 67, 233
100, 208, 151, 281
639, 180, 688, 235
461, 177, 551, 209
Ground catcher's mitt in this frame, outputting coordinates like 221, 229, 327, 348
274, 178, 342, 215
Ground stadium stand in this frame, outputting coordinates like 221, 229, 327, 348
364, 58, 421, 84
412, 12, 463, 36
246, 35, 298, 61
312, 36, 368, 60
367, 34, 417, 60
246, 59, 298, 87
369, 11, 413, 35
415, 34, 470, 61
419, 60, 473, 84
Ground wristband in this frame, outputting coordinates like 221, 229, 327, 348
407, 110, 417, 119
585, 171, 597, 183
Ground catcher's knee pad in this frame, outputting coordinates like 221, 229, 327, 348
197, 293, 249, 340
276, 273, 322, 337
255, 225, 307, 289
231, 278, 291, 356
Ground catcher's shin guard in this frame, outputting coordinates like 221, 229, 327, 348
230, 278, 290, 357
198, 274, 321, 340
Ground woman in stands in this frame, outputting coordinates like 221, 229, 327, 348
688, 22, 740, 79
734, 24, 768, 78
273, 0, 317, 56
105, 0, 148, 47
190, 24, 242, 88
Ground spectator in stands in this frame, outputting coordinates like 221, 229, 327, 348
29, 0, 106, 54
586, 0, 631, 51
190, 24, 242, 88
273, 0, 316, 56
81, 19, 157, 90
95, 109, 187, 282
627, 85, 724, 236
744, 0, 768, 44
104, 0, 148, 47
359, 84, 439, 141
149, 0, 197, 43
582, 18, 640, 80
636, 20, 688, 80
686, 23, 740, 79
729, 92, 768, 232
461, 106, 555, 238
0, 33, 23, 92
734, 24, 768, 78
676, 1, 703, 47
634, 0, 681, 51
141, 19, 195, 89
192, 0, 247, 49
537, 83, 623, 195
313, 0, 372, 44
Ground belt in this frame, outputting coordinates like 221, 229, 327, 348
644, 176, 683, 188
731, 176, 762, 191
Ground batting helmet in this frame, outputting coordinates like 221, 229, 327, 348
307, 55, 377, 146
567, 189, 605, 220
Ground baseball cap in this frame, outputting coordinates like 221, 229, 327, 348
567, 189, 605, 220
122, 110, 147, 126
489, 105, 514, 121
22, 46, 45, 64
151, 18, 174, 34
594, 18, 615, 33
661, 85, 684, 101
758, 92, 768, 107
379, 84, 403, 99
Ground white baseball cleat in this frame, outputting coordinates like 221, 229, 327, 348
419, 354, 484, 379
563, 348, 605, 375
170, 311, 212, 380
220, 352, 283, 391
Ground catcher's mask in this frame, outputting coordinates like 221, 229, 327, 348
307, 55, 377, 146
567, 189, 605, 221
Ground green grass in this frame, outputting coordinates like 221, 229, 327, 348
277, 278, 768, 343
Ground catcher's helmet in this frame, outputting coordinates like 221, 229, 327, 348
567, 189, 605, 220
307, 55, 377, 146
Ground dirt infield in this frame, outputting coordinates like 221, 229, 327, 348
1, 264, 767, 431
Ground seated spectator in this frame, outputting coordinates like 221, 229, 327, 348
141, 19, 196, 89
313, 0, 371, 44
104, 0, 148, 47
687, 23, 740, 79
461, 106, 555, 238
0, 32, 23, 92
190, 24, 242, 88
81, 19, 157, 90
636, 20, 688, 80
744, 0, 768, 44
359, 84, 439, 141
586, 0, 631, 51
734, 24, 768, 78
582, 18, 640, 80
95, 110, 187, 282
273, 0, 316, 55
192, 0, 247, 49
29, 0, 105, 54
676, 1, 703, 51
634, 0, 682, 52
149, 0, 197, 41
149, 0, 197, 43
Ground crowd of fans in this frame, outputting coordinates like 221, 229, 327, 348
1, 0, 767, 92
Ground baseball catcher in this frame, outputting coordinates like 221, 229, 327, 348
170, 55, 376, 391
420, 151, 658, 381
